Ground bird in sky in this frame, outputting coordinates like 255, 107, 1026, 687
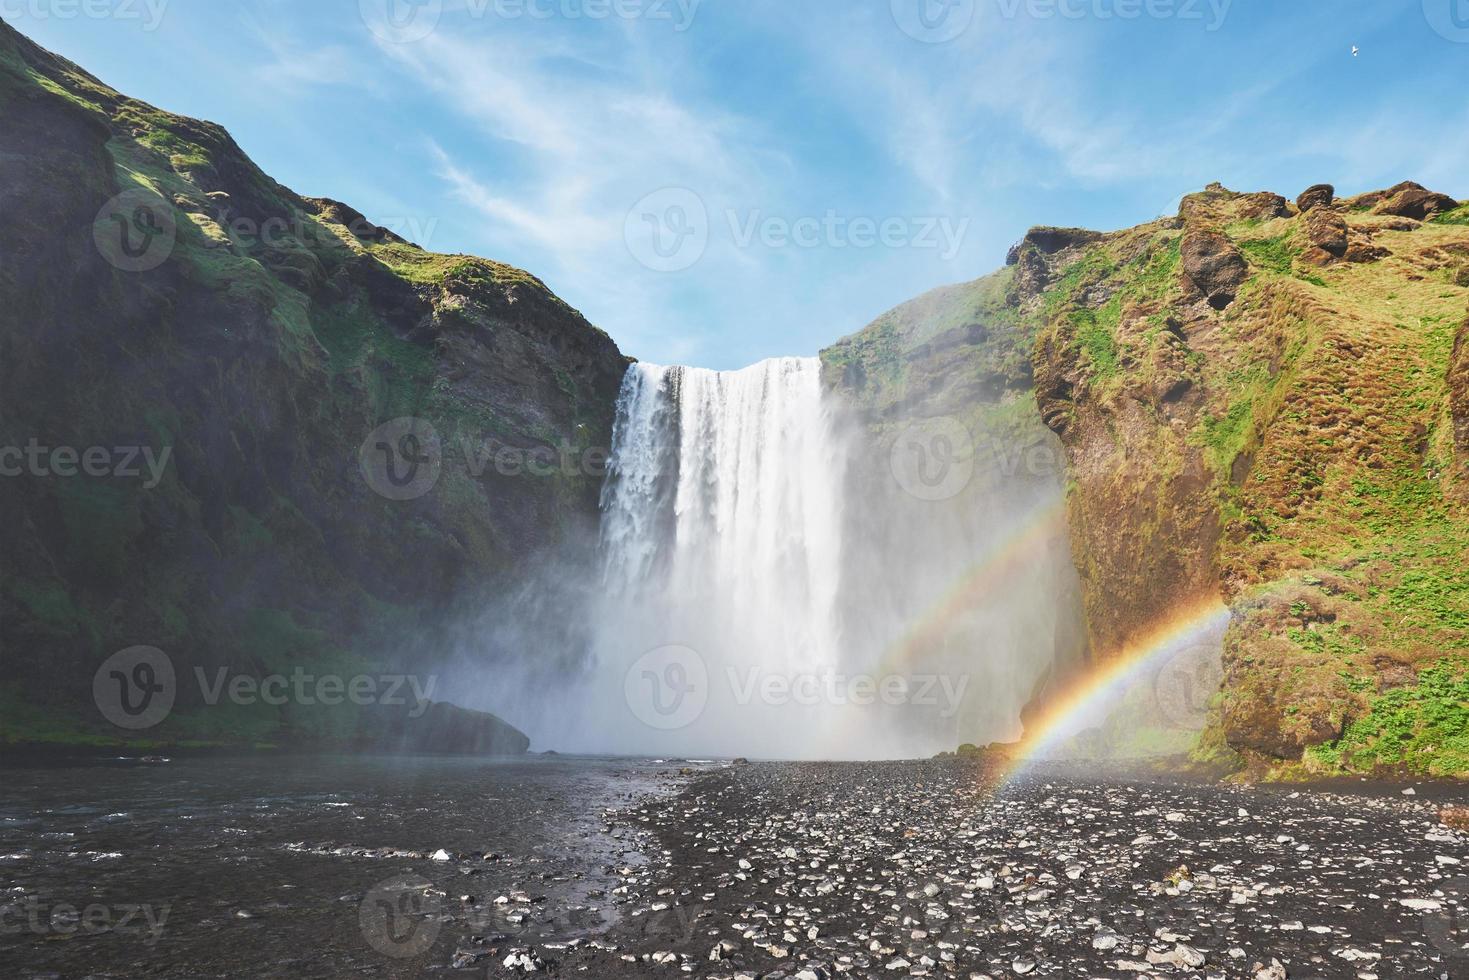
1352, 45, 1360, 56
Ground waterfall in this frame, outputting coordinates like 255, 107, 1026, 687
571, 356, 1085, 760
600, 359, 845, 670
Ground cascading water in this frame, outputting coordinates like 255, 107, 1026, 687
569, 355, 1086, 760
600, 359, 844, 671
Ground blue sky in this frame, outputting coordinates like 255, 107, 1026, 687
12, 0, 1469, 368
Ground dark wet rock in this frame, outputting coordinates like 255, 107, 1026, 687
359, 700, 530, 756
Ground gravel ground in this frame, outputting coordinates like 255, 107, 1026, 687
472, 759, 1468, 979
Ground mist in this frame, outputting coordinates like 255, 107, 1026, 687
432, 356, 1090, 760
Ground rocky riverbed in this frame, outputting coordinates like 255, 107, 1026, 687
493, 760, 1467, 979
2, 757, 1465, 978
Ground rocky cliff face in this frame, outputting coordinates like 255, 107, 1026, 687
826, 180, 1469, 777
0, 21, 626, 749
1014, 182, 1468, 776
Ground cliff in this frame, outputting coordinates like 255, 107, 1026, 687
828, 182, 1469, 778
0, 20, 626, 750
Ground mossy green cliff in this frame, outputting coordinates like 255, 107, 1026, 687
825, 183, 1469, 780
0, 20, 626, 750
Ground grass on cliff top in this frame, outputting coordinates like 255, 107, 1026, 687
1038, 230, 1182, 393
367, 242, 548, 291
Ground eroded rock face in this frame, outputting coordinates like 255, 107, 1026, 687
1180, 230, 1248, 308
992, 182, 1469, 775
1021, 226, 1106, 255
1300, 207, 1349, 265
1295, 184, 1335, 213
1239, 192, 1291, 221
1451, 317, 1469, 498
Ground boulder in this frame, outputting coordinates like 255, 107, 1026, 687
1295, 184, 1335, 213
1180, 229, 1248, 309
1374, 185, 1460, 221
359, 700, 532, 756
1240, 192, 1291, 221
1344, 180, 1425, 210
1300, 208, 1348, 265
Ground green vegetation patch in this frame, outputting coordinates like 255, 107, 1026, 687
1069, 296, 1120, 381
1306, 659, 1469, 777
1429, 203, 1469, 226
1238, 235, 1296, 276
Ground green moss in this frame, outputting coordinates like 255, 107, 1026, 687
1429, 203, 1469, 226
1198, 394, 1255, 474
310, 299, 437, 418
1306, 659, 1469, 777
1070, 295, 1120, 381
0, 686, 120, 747
1132, 235, 1182, 297
1238, 235, 1296, 276
8, 579, 83, 634
135, 126, 211, 171
1042, 248, 1117, 320
238, 608, 332, 673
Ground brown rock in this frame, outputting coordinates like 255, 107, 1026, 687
1300, 208, 1348, 265
1295, 184, 1335, 213
1020, 226, 1104, 255
1374, 185, 1459, 220
1344, 240, 1389, 264
1240, 192, 1291, 221
1344, 180, 1427, 211
1180, 229, 1248, 308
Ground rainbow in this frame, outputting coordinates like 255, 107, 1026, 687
873, 496, 1070, 676
1000, 593, 1231, 784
